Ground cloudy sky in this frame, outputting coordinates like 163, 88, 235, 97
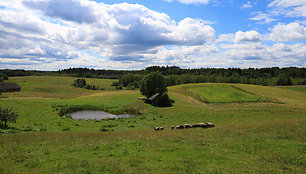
0, 0, 305, 70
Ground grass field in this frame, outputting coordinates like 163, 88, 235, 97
0, 77, 305, 173
183, 84, 271, 103
279, 86, 306, 92
2, 76, 116, 99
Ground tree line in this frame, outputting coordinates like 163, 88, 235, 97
117, 66, 305, 88
0, 66, 305, 86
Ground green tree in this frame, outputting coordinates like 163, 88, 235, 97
277, 75, 292, 86
119, 74, 142, 87
0, 73, 8, 83
72, 78, 86, 88
140, 71, 167, 97
0, 106, 18, 128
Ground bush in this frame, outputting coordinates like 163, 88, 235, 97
85, 84, 97, 90
111, 81, 120, 86
115, 84, 123, 90
72, 78, 86, 88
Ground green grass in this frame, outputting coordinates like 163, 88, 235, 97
183, 84, 271, 103
3, 76, 116, 99
279, 86, 306, 93
233, 84, 306, 108
0, 78, 305, 173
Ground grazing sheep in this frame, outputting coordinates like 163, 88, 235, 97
192, 124, 201, 128
176, 125, 184, 129
206, 122, 215, 128
171, 125, 175, 130
154, 126, 165, 131
198, 123, 208, 128
184, 124, 193, 129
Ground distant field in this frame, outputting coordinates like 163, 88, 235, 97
183, 84, 271, 103
279, 86, 306, 92
0, 77, 305, 173
3, 76, 117, 98
233, 84, 306, 108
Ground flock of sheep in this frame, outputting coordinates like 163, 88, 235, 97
153, 122, 215, 131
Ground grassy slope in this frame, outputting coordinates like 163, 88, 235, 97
182, 84, 271, 103
232, 84, 306, 108
279, 86, 306, 93
0, 78, 305, 173
2, 76, 116, 98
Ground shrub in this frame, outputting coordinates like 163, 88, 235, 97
111, 81, 120, 86
115, 84, 123, 90
85, 84, 97, 90
72, 78, 86, 88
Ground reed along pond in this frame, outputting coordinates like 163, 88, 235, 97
67, 110, 134, 120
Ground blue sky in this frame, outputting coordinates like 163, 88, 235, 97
0, 0, 305, 70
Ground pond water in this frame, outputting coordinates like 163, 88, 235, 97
66, 110, 134, 120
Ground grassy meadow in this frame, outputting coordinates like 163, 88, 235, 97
0, 76, 305, 173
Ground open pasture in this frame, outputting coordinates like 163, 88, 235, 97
2, 76, 116, 99
0, 77, 305, 173
182, 84, 271, 103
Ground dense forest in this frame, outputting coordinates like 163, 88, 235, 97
0, 66, 305, 87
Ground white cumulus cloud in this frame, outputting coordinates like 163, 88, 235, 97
217, 34, 234, 42
0, 0, 216, 65
269, 22, 306, 42
268, 0, 306, 17
234, 30, 262, 43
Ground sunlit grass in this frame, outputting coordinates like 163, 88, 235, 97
0, 78, 305, 173
182, 84, 271, 103
233, 84, 306, 108
3, 76, 117, 98
278, 86, 306, 93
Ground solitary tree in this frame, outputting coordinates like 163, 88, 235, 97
140, 71, 172, 107
139, 71, 167, 98
0, 106, 18, 128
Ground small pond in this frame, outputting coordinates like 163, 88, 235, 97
66, 110, 134, 120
